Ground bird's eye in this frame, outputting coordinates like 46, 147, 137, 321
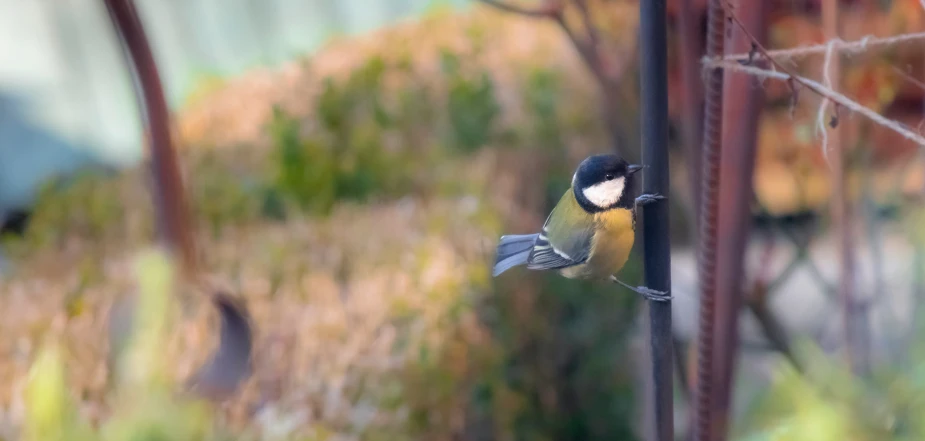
605, 174, 615, 181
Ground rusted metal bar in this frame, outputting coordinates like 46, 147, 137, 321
693, 0, 725, 436
639, 0, 674, 438
102, 0, 197, 276
675, 1, 707, 417
711, 0, 767, 436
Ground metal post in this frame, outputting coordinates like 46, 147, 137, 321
711, 0, 767, 436
695, 0, 727, 436
102, 0, 197, 277
639, 0, 673, 438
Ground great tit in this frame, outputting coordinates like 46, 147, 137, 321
492, 154, 670, 301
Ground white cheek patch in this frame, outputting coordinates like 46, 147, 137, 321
582, 177, 625, 208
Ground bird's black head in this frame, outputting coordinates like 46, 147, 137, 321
571, 154, 642, 213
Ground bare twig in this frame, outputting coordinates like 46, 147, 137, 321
892, 64, 925, 91
475, 0, 626, 87
573, 0, 602, 58
476, 0, 640, 164
769, 218, 838, 297
747, 284, 803, 371
551, 13, 607, 84
746, 236, 802, 371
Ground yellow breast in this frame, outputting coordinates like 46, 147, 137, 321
577, 208, 636, 279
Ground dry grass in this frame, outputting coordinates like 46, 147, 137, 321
1, 7, 636, 436
0, 150, 517, 441
6, 2, 925, 440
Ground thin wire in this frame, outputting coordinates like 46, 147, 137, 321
714, 62, 925, 147
704, 32, 925, 63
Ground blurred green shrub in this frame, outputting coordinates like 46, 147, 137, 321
16, 170, 123, 248
523, 68, 562, 150
8, 41, 644, 441
266, 50, 506, 216
440, 50, 500, 153
738, 342, 925, 441
267, 57, 416, 216
472, 266, 642, 441
189, 150, 265, 237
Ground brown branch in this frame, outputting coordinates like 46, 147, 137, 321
477, 0, 639, 164
477, 0, 618, 87
475, 0, 561, 17
573, 0, 602, 60
747, 238, 802, 372
552, 13, 607, 84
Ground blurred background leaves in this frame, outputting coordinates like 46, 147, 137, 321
3, 1, 925, 441
0, 8, 644, 440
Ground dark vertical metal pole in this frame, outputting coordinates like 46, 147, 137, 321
639, 0, 673, 438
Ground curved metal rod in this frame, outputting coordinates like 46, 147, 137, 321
185, 291, 254, 401
102, 0, 254, 401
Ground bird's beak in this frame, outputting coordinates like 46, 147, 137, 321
627, 164, 643, 175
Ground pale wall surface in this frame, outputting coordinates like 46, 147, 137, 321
0, 0, 466, 211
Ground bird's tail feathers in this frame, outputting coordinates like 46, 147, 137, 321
492, 233, 538, 277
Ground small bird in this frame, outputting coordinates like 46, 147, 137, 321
492, 154, 669, 301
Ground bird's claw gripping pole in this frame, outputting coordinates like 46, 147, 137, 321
636, 193, 667, 207
610, 275, 673, 302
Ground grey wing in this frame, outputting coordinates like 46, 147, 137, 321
526, 214, 594, 271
